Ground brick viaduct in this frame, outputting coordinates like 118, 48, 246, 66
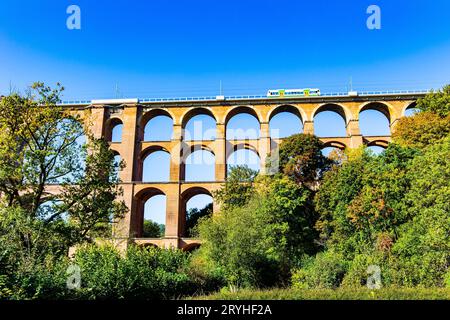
62, 92, 423, 251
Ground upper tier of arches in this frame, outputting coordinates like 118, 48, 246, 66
103, 100, 413, 144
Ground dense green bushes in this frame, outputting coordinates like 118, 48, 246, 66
0, 244, 223, 300
191, 135, 330, 289
293, 136, 450, 290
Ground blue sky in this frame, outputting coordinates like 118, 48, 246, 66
2, 0, 449, 228
1, 0, 450, 100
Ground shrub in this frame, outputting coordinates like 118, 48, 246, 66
341, 253, 386, 288
292, 251, 348, 289
7, 255, 70, 300
73, 244, 198, 299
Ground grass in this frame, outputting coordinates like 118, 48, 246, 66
191, 287, 450, 300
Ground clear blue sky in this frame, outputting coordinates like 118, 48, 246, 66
1, 0, 450, 100
3, 0, 449, 229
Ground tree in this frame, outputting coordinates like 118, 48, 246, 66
416, 84, 450, 117
185, 203, 212, 238
196, 173, 314, 288
143, 220, 164, 238
315, 145, 417, 257
275, 134, 332, 187
391, 136, 450, 286
212, 165, 258, 211
392, 111, 450, 150
0, 83, 126, 262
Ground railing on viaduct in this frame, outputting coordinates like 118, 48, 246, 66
59, 91, 425, 250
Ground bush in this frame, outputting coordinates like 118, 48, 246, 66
292, 251, 348, 289
341, 253, 386, 288
6, 255, 70, 300
73, 244, 199, 299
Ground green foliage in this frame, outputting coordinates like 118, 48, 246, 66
276, 134, 332, 186
341, 252, 386, 288
292, 251, 348, 289
0, 275, 12, 300
213, 165, 257, 211
196, 173, 314, 288
389, 137, 450, 287
72, 244, 211, 299
315, 144, 418, 258
416, 84, 450, 117
1, 244, 222, 300
314, 134, 449, 288
185, 203, 212, 238
392, 111, 450, 149
0, 83, 126, 267
142, 220, 164, 238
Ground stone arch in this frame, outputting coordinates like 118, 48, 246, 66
181, 107, 216, 129
313, 103, 349, 137
182, 243, 201, 252
141, 108, 174, 142
180, 187, 213, 237
224, 105, 261, 125
366, 139, 389, 149
267, 104, 305, 123
182, 108, 217, 141
105, 117, 123, 142
140, 146, 171, 182
226, 142, 260, 159
359, 102, 392, 136
403, 101, 419, 117
322, 141, 347, 150
268, 104, 304, 138
312, 103, 350, 124
227, 144, 261, 173
225, 106, 261, 140
359, 101, 393, 123
134, 187, 166, 238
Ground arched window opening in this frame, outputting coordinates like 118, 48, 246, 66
185, 114, 216, 141
109, 119, 123, 143
270, 111, 303, 139
143, 194, 166, 238
227, 149, 260, 173
184, 194, 213, 238
359, 109, 390, 136
367, 146, 385, 155
144, 115, 173, 141
142, 150, 171, 182
314, 106, 347, 137
184, 149, 215, 182
226, 113, 260, 140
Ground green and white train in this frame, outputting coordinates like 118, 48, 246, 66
267, 88, 321, 98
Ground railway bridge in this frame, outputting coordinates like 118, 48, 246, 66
62, 91, 424, 250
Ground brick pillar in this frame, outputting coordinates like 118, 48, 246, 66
115, 105, 138, 239
165, 123, 182, 240
89, 106, 106, 138
215, 123, 226, 181
259, 122, 271, 174
303, 120, 314, 135
120, 106, 138, 182
170, 124, 182, 182
346, 119, 363, 148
